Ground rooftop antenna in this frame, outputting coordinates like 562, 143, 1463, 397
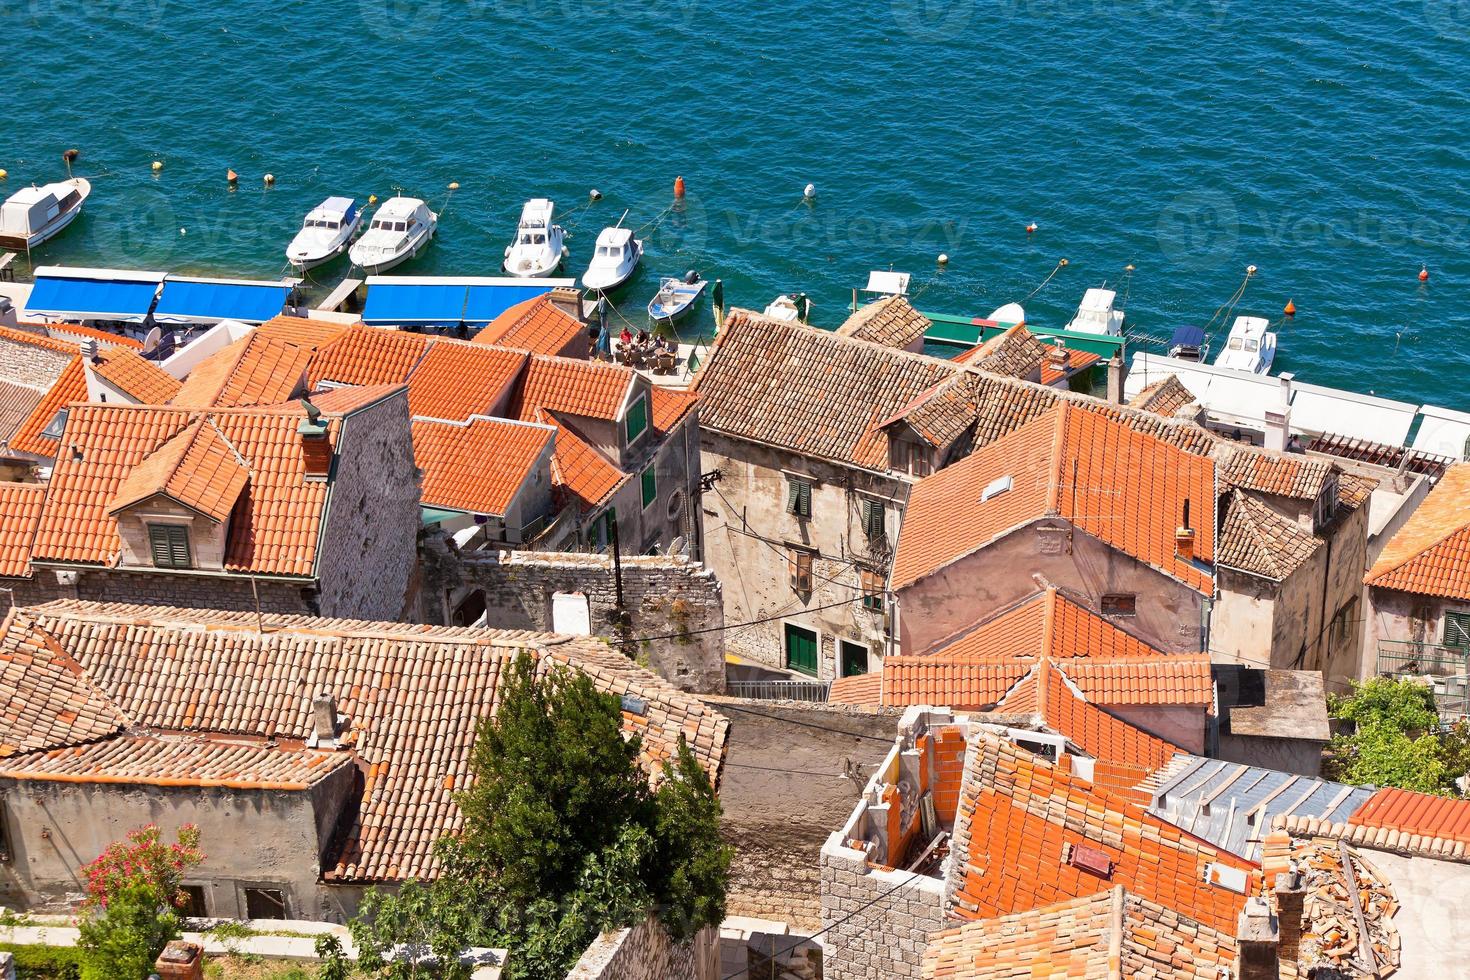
299, 397, 322, 426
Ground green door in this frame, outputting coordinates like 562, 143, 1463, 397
785, 623, 818, 676
841, 641, 868, 678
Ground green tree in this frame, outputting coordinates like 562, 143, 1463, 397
75, 825, 203, 980
1326, 677, 1466, 794
350, 654, 730, 980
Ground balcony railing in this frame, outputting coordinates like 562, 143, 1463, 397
1377, 640, 1470, 720
726, 679, 832, 703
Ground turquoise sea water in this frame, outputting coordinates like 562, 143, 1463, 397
6, 0, 1469, 408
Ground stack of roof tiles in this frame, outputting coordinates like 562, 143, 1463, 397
0, 601, 729, 883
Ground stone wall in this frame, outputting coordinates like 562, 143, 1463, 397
421, 547, 725, 694
0, 336, 72, 389
819, 835, 946, 980
566, 918, 717, 980
5, 568, 316, 616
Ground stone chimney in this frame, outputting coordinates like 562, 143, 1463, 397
1106, 355, 1126, 404
297, 399, 332, 481
312, 692, 339, 749
548, 287, 585, 323
153, 940, 204, 980
1175, 499, 1196, 562
1235, 897, 1279, 980
1264, 372, 1294, 453
1275, 865, 1306, 965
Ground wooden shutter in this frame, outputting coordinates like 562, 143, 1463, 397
790, 548, 813, 593
863, 499, 885, 540
1445, 612, 1470, 649
787, 479, 811, 517
149, 525, 191, 569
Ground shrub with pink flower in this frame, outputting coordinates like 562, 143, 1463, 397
80, 824, 203, 913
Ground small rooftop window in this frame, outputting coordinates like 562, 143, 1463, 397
981, 475, 1012, 503
1063, 842, 1112, 878
41, 408, 69, 441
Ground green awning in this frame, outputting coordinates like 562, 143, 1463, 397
921, 311, 1127, 361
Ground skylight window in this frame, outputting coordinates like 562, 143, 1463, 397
981, 475, 1012, 503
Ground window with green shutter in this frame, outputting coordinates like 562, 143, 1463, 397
1445, 612, 1470, 649
148, 524, 192, 569
625, 395, 649, 445
861, 499, 885, 541
787, 477, 812, 518
641, 465, 657, 509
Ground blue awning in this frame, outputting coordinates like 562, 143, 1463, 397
362, 282, 470, 326
462, 283, 557, 325
153, 278, 290, 324
25, 273, 161, 323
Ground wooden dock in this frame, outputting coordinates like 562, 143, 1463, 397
316, 278, 362, 312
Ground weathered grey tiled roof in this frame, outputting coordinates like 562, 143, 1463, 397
1129, 375, 1196, 418
1221, 447, 1334, 500
1147, 755, 1373, 861
834, 295, 931, 350
1216, 491, 1322, 581
966, 324, 1046, 379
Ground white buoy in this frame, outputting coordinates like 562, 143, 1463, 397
803, 182, 816, 199
448, 181, 460, 190
151, 160, 164, 172
589, 188, 603, 201
263, 173, 275, 186
937, 253, 949, 265
179, 228, 187, 236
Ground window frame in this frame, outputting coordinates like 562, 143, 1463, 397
860, 567, 886, 612
640, 465, 657, 510
1100, 593, 1137, 617
784, 622, 819, 677
861, 498, 886, 542
147, 523, 192, 570
1445, 611, 1470, 649
242, 885, 289, 920
840, 639, 869, 678
788, 546, 815, 595
786, 477, 813, 519
624, 394, 649, 446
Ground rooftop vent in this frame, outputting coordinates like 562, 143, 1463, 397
1206, 862, 1250, 894
1062, 842, 1113, 878
981, 475, 1012, 503
620, 695, 648, 717
311, 692, 339, 749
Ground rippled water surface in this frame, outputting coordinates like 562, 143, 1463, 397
6, 0, 1469, 406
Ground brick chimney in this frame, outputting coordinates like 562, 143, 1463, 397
154, 940, 204, 980
1275, 865, 1306, 965
312, 692, 339, 749
297, 398, 331, 481
548, 287, 585, 323
1235, 897, 1279, 980
1264, 372, 1294, 453
1106, 355, 1126, 404
1175, 499, 1196, 562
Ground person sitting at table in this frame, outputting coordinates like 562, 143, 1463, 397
619, 326, 633, 347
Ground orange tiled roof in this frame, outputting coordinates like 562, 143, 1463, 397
539, 411, 627, 513
650, 386, 698, 433
923, 886, 1238, 980
407, 342, 528, 422
835, 295, 932, 350
0, 615, 125, 756
38, 322, 143, 350
412, 416, 553, 516
4, 601, 729, 882
1220, 447, 1333, 501
1216, 490, 1322, 581
1038, 347, 1100, 387
472, 293, 586, 355
964, 324, 1046, 379
256, 315, 351, 351
7, 356, 86, 459
0, 483, 44, 578
1365, 463, 1470, 600
1129, 375, 1196, 417
108, 419, 249, 523
510, 354, 634, 423
0, 323, 80, 356
947, 732, 1257, 934
309, 326, 432, 387
90, 348, 182, 403
892, 402, 1215, 593
1348, 787, 1470, 845
171, 333, 313, 409
0, 734, 352, 791
826, 672, 883, 707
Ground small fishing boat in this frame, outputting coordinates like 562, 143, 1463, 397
1213, 315, 1277, 374
763, 293, 812, 323
1168, 325, 1208, 362
648, 271, 706, 323
348, 197, 436, 274
1065, 287, 1124, 336
504, 198, 567, 278
0, 177, 91, 251
286, 196, 362, 271
988, 302, 1026, 324
582, 217, 642, 292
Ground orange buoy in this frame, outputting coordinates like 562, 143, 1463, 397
1419, 265, 1430, 282
226, 168, 238, 184
1284, 298, 1296, 316
673, 175, 686, 198
1026, 222, 1038, 234
62, 148, 80, 163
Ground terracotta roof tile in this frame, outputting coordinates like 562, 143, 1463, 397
1365, 464, 1470, 600
0, 615, 125, 756
0, 483, 44, 578
1216, 491, 1322, 581
964, 324, 1046, 379
923, 886, 1238, 979
108, 418, 249, 523
5, 601, 730, 883
826, 672, 883, 707
1129, 375, 1197, 418
39, 323, 143, 350
538, 411, 627, 513
309, 326, 432, 387
510, 354, 634, 422
90, 348, 182, 403
0, 380, 46, 448
0, 324, 80, 356
412, 416, 553, 516
1348, 787, 1470, 845
472, 293, 586, 355
7, 356, 86, 459
835, 295, 932, 350
0, 734, 352, 791
650, 387, 698, 434
880, 377, 978, 453
1220, 447, 1333, 500
893, 403, 1215, 593
256, 315, 352, 351
171, 333, 313, 409
1038, 346, 1100, 387
407, 342, 527, 422
947, 733, 1256, 934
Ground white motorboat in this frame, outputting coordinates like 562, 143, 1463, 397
581, 218, 642, 292
1213, 315, 1277, 374
1065, 287, 1124, 336
348, 197, 436, 274
286, 196, 362, 271
0, 177, 91, 251
988, 302, 1026, 324
648, 271, 707, 323
763, 293, 812, 323
504, 198, 566, 278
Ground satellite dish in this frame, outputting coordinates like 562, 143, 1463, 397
142, 326, 162, 354
668, 535, 688, 557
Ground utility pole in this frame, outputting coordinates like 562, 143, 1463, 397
609, 510, 631, 657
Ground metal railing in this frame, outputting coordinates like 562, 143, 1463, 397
1377, 640, 1470, 719
727, 679, 832, 702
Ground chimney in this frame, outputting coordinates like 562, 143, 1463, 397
548, 286, 585, 323
82, 338, 100, 364
1265, 372, 1294, 453
297, 398, 332, 481
1045, 345, 1071, 369
153, 940, 204, 980
1275, 866, 1306, 965
1106, 355, 1126, 404
312, 692, 339, 749
1234, 897, 1279, 980
1176, 499, 1196, 561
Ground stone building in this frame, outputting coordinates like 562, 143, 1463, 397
0, 600, 728, 921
